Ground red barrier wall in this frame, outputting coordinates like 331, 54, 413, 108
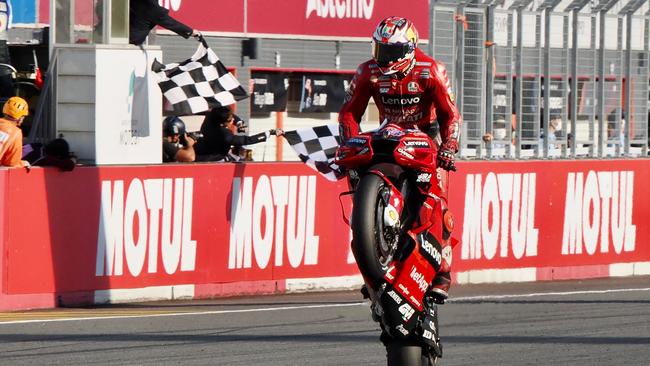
448, 159, 650, 283
1, 159, 649, 310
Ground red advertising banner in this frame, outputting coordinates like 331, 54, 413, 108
38, 0, 246, 32
1, 163, 357, 295
38, 0, 430, 40
38, 0, 47, 23
1, 159, 649, 303
0, 170, 5, 295
159, 0, 245, 34
246, 0, 430, 39
448, 160, 650, 274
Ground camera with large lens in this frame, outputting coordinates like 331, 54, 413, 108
187, 131, 203, 140
179, 131, 202, 147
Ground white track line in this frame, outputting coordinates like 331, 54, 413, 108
449, 287, 650, 302
4, 287, 649, 325
0, 302, 368, 326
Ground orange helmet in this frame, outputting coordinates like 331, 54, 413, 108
2, 96, 29, 120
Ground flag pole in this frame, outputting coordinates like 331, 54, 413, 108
275, 112, 283, 161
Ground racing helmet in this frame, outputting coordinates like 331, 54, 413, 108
163, 116, 186, 137
2, 96, 29, 120
372, 16, 419, 76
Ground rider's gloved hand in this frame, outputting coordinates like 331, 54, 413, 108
269, 128, 284, 136
437, 142, 458, 172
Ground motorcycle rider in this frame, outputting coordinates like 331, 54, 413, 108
338, 15, 461, 361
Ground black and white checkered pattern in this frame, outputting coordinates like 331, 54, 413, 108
152, 38, 248, 115
284, 124, 343, 181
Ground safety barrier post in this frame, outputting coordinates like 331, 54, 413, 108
514, 4, 525, 159
485, 4, 495, 159
542, 3, 552, 158
621, 0, 649, 157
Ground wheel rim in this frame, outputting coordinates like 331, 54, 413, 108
374, 185, 398, 267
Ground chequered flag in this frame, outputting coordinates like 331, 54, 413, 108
152, 37, 248, 115
284, 124, 344, 181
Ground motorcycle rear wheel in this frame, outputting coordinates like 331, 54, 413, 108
351, 173, 398, 287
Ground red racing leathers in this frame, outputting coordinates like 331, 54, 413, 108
338, 48, 461, 300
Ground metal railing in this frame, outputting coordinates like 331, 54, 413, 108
431, 0, 650, 159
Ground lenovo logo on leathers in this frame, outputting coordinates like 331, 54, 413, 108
381, 96, 421, 106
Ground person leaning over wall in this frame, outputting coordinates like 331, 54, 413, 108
129, 0, 201, 45
193, 106, 283, 162
162, 116, 196, 163
22, 138, 77, 171
0, 96, 30, 168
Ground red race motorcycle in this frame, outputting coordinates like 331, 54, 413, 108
335, 123, 456, 365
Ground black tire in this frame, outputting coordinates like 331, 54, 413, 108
386, 342, 424, 366
351, 173, 395, 287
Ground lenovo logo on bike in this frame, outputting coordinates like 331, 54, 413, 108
404, 140, 430, 148
561, 171, 636, 255
229, 175, 319, 269
96, 178, 197, 277
306, 0, 374, 19
462, 173, 539, 260
380, 96, 421, 106
420, 238, 442, 269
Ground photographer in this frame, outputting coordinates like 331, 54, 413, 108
194, 106, 283, 162
162, 116, 196, 162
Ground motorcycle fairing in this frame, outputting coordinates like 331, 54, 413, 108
379, 283, 422, 339
335, 135, 373, 167
418, 304, 443, 358
383, 242, 435, 313
393, 137, 436, 171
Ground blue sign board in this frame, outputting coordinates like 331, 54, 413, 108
4, 0, 36, 25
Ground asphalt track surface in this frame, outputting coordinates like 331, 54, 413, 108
1, 277, 650, 365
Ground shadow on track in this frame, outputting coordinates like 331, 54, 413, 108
0, 330, 380, 360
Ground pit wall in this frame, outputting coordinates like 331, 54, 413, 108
1, 159, 649, 311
